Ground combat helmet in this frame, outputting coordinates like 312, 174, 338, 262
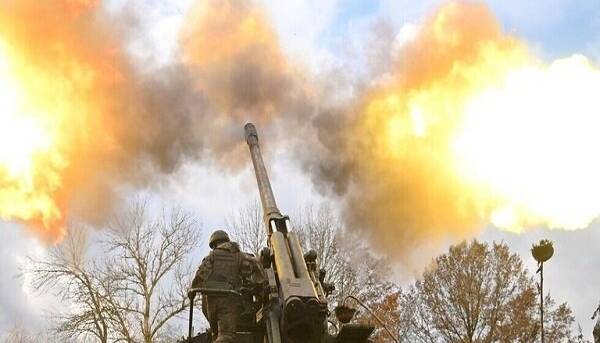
209, 229, 230, 249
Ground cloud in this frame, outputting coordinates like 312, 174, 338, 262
0, 224, 57, 330
256, 0, 340, 71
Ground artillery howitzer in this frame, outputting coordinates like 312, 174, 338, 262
183, 123, 376, 342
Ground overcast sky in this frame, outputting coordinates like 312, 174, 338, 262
1, 0, 600, 339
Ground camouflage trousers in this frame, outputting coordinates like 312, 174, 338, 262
205, 296, 239, 343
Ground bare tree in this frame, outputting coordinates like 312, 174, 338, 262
295, 204, 345, 287
26, 200, 201, 343
227, 200, 265, 257
572, 325, 593, 343
593, 302, 600, 343
295, 204, 398, 308
100, 202, 201, 343
2, 325, 29, 343
228, 201, 395, 303
26, 227, 110, 342
228, 201, 351, 284
1, 324, 61, 343
1, 322, 57, 343
403, 240, 575, 343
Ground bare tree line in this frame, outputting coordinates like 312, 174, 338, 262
227, 201, 397, 307
7, 199, 592, 342
18, 201, 201, 343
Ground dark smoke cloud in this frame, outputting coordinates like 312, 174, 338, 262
70, 0, 315, 227
0, 0, 308, 239
2, 0, 501, 264
67, 64, 208, 225
298, 2, 523, 269
179, 0, 315, 167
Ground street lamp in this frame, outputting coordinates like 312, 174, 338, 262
531, 239, 554, 343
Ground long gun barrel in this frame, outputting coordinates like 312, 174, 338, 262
244, 123, 287, 233
244, 123, 328, 342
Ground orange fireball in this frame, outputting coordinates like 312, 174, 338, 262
0, 0, 125, 242
0, 41, 67, 239
355, 2, 600, 240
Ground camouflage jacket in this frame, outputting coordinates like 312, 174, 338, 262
192, 241, 266, 293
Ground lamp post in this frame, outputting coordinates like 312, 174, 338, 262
531, 239, 554, 343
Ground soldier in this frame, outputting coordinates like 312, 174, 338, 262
192, 229, 265, 343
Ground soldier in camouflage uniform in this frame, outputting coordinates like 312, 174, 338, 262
192, 230, 265, 343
